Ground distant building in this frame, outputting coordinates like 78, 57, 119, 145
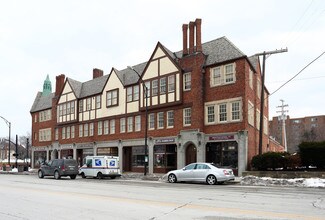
269, 115, 325, 153
30, 18, 278, 176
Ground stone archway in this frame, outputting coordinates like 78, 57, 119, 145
185, 144, 197, 165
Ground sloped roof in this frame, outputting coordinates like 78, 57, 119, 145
79, 74, 109, 98
30, 92, 54, 113
116, 62, 147, 86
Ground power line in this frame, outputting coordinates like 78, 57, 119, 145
267, 75, 325, 84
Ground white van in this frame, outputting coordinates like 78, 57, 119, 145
79, 156, 121, 179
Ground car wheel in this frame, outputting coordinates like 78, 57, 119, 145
38, 170, 44, 179
206, 175, 217, 185
70, 175, 77, 179
54, 171, 61, 180
81, 172, 86, 179
97, 172, 103, 179
168, 174, 177, 183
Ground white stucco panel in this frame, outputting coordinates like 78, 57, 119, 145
143, 60, 158, 80
152, 47, 165, 60
127, 102, 139, 114
160, 57, 178, 75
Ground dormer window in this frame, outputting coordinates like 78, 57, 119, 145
107, 89, 118, 107
211, 63, 236, 87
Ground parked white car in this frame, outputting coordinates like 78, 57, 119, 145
167, 163, 235, 185
79, 156, 121, 179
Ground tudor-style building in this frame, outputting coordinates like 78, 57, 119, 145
30, 19, 276, 176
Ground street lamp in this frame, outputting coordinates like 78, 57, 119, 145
128, 66, 148, 176
0, 116, 11, 166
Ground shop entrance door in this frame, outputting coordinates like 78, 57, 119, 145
123, 147, 132, 172
185, 144, 197, 165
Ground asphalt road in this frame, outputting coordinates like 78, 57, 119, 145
0, 174, 324, 220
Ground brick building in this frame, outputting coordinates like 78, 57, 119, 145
269, 115, 325, 153
30, 19, 274, 176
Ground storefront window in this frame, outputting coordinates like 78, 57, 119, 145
154, 144, 176, 168
33, 151, 47, 167
206, 141, 238, 168
97, 147, 118, 156
132, 146, 145, 166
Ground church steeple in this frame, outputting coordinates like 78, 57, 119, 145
42, 74, 52, 96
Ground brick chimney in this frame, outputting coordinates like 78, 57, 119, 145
182, 24, 188, 56
55, 74, 65, 96
195, 18, 202, 52
189, 21, 195, 54
93, 68, 104, 79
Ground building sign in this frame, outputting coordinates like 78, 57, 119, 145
155, 138, 175, 144
209, 135, 235, 141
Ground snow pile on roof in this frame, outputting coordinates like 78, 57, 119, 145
241, 176, 325, 188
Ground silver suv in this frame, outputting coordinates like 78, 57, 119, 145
38, 159, 79, 179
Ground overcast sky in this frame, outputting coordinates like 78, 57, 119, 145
0, 0, 324, 137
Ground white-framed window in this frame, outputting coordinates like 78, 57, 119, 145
145, 81, 151, 97
225, 64, 234, 83
79, 100, 83, 113
248, 101, 254, 126
89, 123, 94, 136
127, 117, 133, 132
34, 115, 37, 123
127, 87, 133, 102
160, 77, 166, 94
84, 124, 89, 137
133, 85, 139, 101
62, 127, 66, 139
120, 118, 126, 133
79, 124, 83, 137
157, 112, 164, 129
86, 98, 91, 111
135, 115, 141, 131
149, 113, 155, 130
183, 108, 191, 126
66, 126, 70, 139
207, 105, 215, 123
152, 79, 158, 96
67, 102, 71, 114
55, 128, 58, 140
71, 126, 75, 138
256, 109, 261, 130
210, 63, 236, 87
110, 119, 115, 134
39, 128, 51, 142
104, 120, 109, 135
249, 69, 253, 89
219, 104, 227, 122
98, 121, 103, 135
168, 75, 175, 92
107, 89, 118, 107
167, 111, 174, 128
96, 95, 101, 109
231, 102, 240, 121
184, 72, 191, 91
63, 104, 66, 115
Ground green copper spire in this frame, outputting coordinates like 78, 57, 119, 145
42, 74, 52, 96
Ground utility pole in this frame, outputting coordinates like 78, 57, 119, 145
26, 138, 29, 169
255, 48, 288, 155
277, 99, 289, 151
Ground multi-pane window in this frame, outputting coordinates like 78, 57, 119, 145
55, 128, 59, 140
79, 125, 83, 137
98, 121, 103, 135
67, 102, 71, 114
127, 117, 133, 132
71, 102, 75, 113
127, 87, 133, 102
79, 100, 83, 113
249, 69, 253, 89
62, 127, 66, 139
63, 104, 67, 115
168, 75, 175, 92
248, 101, 254, 126
133, 85, 139, 101
89, 123, 94, 136
160, 77, 166, 94
149, 113, 155, 129
167, 111, 174, 128
104, 120, 109, 135
120, 118, 126, 133
39, 128, 51, 142
135, 115, 141, 131
219, 104, 227, 122
231, 102, 240, 121
71, 126, 75, 138
110, 119, 115, 134
84, 124, 89, 137
183, 108, 191, 126
207, 106, 215, 123
157, 112, 164, 129
212, 67, 221, 85
145, 82, 151, 97
86, 98, 91, 111
39, 109, 52, 122
225, 64, 234, 83
66, 126, 70, 139
184, 72, 191, 91
152, 79, 158, 96
256, 110, 261, 130
107, 89, 118, 107
96, 95, 101, 109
